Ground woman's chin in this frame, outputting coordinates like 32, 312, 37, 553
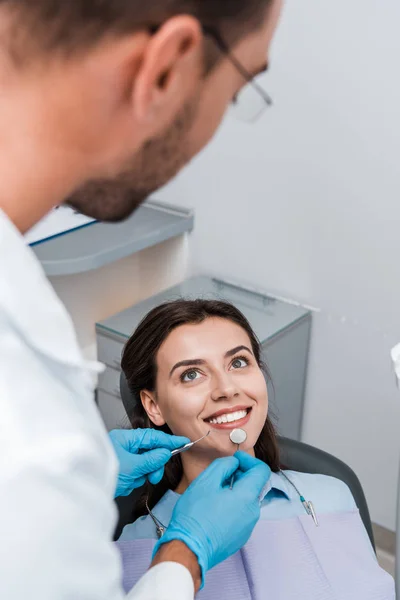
202, 444, 256, 459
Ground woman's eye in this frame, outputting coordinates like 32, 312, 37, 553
231, 357, 248, 370
181, 369, 201, 383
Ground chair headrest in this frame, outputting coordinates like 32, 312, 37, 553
119, 371, 138, 416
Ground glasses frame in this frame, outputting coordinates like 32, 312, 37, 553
148, 24, 272, 113
202, 25, 273, 110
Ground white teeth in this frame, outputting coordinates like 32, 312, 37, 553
208, 409, 248, 425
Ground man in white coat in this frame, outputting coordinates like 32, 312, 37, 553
0, 0, 283, 599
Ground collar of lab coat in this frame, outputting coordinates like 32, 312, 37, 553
0, 209, 102, 372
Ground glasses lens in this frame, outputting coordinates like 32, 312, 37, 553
230, 80, 272, 123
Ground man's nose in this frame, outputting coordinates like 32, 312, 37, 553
210, 372, 240, 402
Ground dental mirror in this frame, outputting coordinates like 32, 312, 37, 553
230, 428, 247, 446
229, 428, 247, 489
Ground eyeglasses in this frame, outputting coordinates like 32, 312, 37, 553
149, 24, 273, 123
202, 25, 273, 123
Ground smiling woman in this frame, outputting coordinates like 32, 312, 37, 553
121, 299, 280, 505
118, 299, 394, 599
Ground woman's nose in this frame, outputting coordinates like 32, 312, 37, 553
210, 372, 240, 402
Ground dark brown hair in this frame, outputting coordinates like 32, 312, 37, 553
121, 299, 280, 517
2, 0, 273, 68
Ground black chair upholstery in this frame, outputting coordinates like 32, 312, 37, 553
117, 372, 375, 550
120, 371, 134, 418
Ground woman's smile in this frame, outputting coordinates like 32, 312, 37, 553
203, 405, 253, 430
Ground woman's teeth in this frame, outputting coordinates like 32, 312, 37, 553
208, 409, 248, 425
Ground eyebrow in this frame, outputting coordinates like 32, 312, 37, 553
225, 345, 253, 358
169, 345, 254, 378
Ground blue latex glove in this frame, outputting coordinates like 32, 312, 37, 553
109, 429, 190, 498
153, 451, 271, 587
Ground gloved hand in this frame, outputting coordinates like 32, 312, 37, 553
109, 429, 190, 498
153, 451, 271, 586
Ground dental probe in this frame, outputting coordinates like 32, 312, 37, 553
170, 430, 211, 457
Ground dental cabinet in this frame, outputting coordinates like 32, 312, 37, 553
32, 199, 194, 275
95, 276, 312, 441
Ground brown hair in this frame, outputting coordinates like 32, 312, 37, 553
2, 0, 273, 68
121, 299, 280, 517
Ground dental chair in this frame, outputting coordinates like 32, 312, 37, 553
115, 372, 375, 551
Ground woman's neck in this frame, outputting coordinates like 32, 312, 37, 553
175, 448, 255, 495
175, 453, 212, 494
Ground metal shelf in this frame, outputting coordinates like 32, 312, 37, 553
32, 200, 194, 276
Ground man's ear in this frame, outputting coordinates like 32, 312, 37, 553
140, 390, 166, 427
131, 16, 203, 124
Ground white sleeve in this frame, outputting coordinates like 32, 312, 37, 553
0, 320, 126, 600
128, 564, 194, 600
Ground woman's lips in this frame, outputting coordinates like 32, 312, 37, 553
205, 408, 252, 431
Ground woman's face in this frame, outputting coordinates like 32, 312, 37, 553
141, 317, 269, 458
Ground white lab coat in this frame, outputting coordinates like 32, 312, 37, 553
0, 209, 194, 600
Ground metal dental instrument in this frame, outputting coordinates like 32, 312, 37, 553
229, 428, 247, 490
280, 470, 319, 526
145, 498, 166, 539
170, 430, 211, 457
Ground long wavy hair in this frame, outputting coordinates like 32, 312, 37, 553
121, 299, 280, 518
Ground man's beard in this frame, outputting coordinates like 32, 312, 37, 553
66, 102, 196, 222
